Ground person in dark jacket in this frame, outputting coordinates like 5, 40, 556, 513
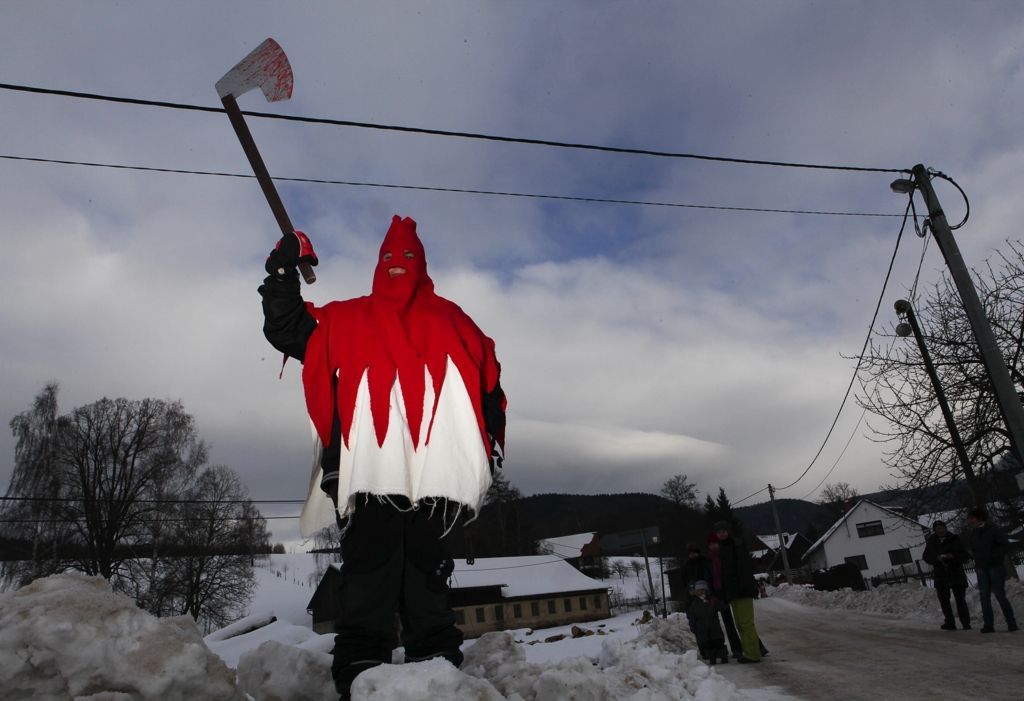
680, 542, 711, 634
706, 533, 742, 658
922, 520, 971, 630
965, 508, 1018, 633
713, 521, 763, 662
687, 580, 729, 664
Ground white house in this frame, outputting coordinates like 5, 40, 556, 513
803, 499, 929, 578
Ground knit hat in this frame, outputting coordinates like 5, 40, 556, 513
932, 520, 946, 529
693, 580, 709, 592
713, 520, 731, 533
706, 532, 719, 544
686, 541, 702, 554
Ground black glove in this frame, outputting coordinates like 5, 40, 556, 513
265, 229, 319, 277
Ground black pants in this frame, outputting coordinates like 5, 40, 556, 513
719, 604, 768, 657
331, 496, 464, 695
718, 604, 743, 655
935, 581, 970, 627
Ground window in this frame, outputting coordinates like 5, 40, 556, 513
856, 520, 884, 538
579, 596, 588, 610
512, 604, 522, 618
454, 609, 466, 625
547, 600, 556, 614
531, 602, 540, 617
889, 548, 912, 566
564, 598, 573, 612
593, 595, 602, 609
494, 605, 504, 621
844, 554, 868, 571
475, 607, 486, 623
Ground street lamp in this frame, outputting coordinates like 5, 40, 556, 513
893, 165, 1024, 476
894, 298, 980, 504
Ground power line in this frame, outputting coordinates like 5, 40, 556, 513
0, 154, 911, 218
452, 558, 568, 572
0, 82, 910, 174
0, 515, 300, 524
773, 197, 912, 493
910, 233, 931, 304
0, 495, 302, 505
799, 408, 867, 500
733, 486, 770, 507
737, 198, 914, 508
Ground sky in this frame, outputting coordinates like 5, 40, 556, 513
2, 1, 1024, 547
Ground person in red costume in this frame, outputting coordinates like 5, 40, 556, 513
259, 216, 506, 700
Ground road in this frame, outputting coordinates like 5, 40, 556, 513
717, 596, 1024, 701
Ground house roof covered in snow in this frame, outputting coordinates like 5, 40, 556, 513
537, 532, 600, 559
756, 533, 799, 551
916, 509, 965, 530
804, 499, 927, 560
450, 556, 608, 599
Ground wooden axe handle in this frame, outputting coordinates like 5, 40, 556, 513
220, 94, 315, 284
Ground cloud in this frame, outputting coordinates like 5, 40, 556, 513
3, 2, 1024, 546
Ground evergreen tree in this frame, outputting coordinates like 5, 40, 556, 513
703, 493, 718, 520
711, 487, 744, 536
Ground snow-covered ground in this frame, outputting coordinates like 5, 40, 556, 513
0, 554, 795, 700
724, 594, 1024, 701
771, 578, 1024, 625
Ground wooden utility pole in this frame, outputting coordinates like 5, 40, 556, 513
767, 484, 794, 584
639, 528, 663, 617
910, 164, 1024, 473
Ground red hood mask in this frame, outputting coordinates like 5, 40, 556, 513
301, 215, 504, 454
371, 216, 432, 308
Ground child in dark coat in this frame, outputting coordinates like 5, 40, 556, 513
688, 580, 729, 665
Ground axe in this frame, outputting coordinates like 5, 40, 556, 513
216, 38, 316, 284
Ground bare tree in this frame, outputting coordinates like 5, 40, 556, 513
54, 397, 206, 582
817, 482, 860, 518
311, 521, 343, 585
2, 387, 264, 631
236, 500, 270, 567
1, 383, 69, 588
610, 561, 628, 582
660, 474, 699, 509
857, 240, 1024, 514
165, 465, 257, 633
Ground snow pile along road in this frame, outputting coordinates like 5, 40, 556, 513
238, 614, 736, 701
771, 579, 1024, 624
0, 573, 738, 701
350, 619, 736, 701
0, 573, 243, 701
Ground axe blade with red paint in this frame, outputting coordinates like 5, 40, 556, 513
216, 38, 315, 284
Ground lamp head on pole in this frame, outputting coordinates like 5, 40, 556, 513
890, 178, 916, 194
894, 299, 913, 337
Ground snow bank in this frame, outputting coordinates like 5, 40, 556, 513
205, 612, 279, 642
240, 612, 737, 700
772, 579, 1024, 624
208, 618, 329, 669
0, 572, 243, 701
453, 616, 736, 701
357, 657, 507, 700
236, 640, 335, 701
0, 570, 740, 701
